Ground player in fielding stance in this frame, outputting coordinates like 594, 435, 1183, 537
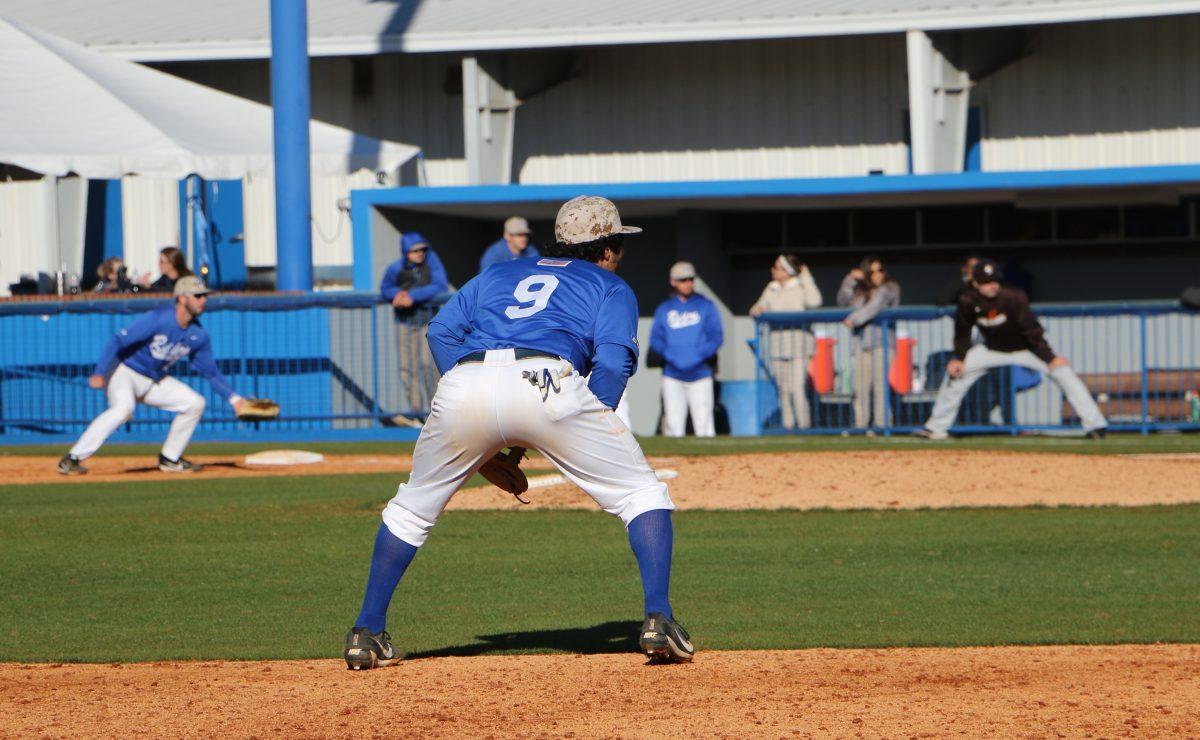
344, 196, 693, 669
57, 276, 248, 475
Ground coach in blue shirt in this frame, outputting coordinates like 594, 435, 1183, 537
649, 262, 724, 437
479, 216, 540, 273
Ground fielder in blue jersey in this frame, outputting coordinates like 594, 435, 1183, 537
344, 196, 694, 669
57, 277, 246, 476
649, 261, 724, 437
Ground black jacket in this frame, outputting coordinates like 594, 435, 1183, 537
954, 285, 1055, 363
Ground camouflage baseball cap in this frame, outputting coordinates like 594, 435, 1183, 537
554, 196, 642, 246
173, 275, 211, 297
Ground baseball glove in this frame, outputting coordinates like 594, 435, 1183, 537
236, 397, 281, 421
478, 446, 530, 504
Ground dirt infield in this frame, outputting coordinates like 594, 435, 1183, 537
10, 450, 1200, 511
2, 645, 1196, 737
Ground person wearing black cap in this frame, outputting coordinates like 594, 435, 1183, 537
916, 259, 1108, 439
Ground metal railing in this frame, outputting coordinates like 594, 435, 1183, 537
753, 303, 1200, 435
0, 292, 445, 442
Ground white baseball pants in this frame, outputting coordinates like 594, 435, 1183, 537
925, 345, 1108, 434
381, 349, 674, 547
69, 363, 206, 461
661, 376, 715, 437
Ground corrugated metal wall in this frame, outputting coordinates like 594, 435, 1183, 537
515, 36, 910, 183
977, 16, 1200, 170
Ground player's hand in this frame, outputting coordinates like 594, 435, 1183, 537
392, 291, 414, 308
1049, 356, 1070, 370
947, 359, 965, 378
848, 268, 865, 281
843, 316, 855, 328
232, 398, 246, 416
749, 305, 764, 318
87, 375, 105, 390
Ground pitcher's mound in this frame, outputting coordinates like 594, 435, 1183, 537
244, 450, 326, 466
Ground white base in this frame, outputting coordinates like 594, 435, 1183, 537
244, 449, 326, 466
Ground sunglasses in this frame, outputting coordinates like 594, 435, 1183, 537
408, 246, 428, 253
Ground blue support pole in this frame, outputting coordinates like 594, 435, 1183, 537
270, 0, 314, 292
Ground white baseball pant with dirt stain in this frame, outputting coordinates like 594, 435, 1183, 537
924, 345, 1108, 434
382, 349, 675, 547
69, 363, 206, 461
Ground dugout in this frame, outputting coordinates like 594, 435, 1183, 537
351, 164, 1200, 435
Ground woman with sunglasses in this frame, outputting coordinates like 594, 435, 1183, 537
837, 255, 901, 431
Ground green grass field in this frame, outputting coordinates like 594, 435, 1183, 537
3, 430, 1199, 459
2, 463, 1198, 663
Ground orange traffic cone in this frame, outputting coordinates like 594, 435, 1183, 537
808, 336, 836, 394
889, 335, 915, 395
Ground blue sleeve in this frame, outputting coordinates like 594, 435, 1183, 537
379, 260, 403, 302
587, 282, 640, 407
698, 300, 724, 359
589, 342, 635, 409
190, 335, 237, 402
426, 277, 479, 374
92, 310, 160, 376
408, 251, 449, 304
479, 243, 500, 273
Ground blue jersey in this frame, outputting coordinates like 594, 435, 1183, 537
427, 257, 639, 407
93, 305, 238, 401
479, 239, 541, 273
649, 294, 724, 382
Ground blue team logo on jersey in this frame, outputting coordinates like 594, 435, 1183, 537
666, 309, 702, 330
148, 334, 192, 367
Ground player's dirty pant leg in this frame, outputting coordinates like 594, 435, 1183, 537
924, 346, 997, 434
142, 376, 206, 461
1049, 365, 1107, 431
69, 363, 146, 460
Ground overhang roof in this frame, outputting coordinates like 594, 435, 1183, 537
0, 0, 1197, 61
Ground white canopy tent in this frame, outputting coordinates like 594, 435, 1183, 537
0, 16, 419, 293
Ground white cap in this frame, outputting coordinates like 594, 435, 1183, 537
669, 261, 696, 281
504, 216, 531, 235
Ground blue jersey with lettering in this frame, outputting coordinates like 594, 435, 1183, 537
427, 257, 639, 407
93, 305, 238, 401
649, 294, 724, 381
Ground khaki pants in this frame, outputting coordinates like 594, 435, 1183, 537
770, 356, 810, 429
395, 321, 439, 416
853, 347, 888, 429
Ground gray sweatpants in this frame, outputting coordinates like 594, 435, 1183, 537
925, 345, 1107, 434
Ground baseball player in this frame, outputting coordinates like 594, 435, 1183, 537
916, 259, 1108, 439
56, 276, 248, 475
649, 261, 723, 437
344, 196, 693, 669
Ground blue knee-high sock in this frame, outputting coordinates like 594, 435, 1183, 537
627, 509, 673, 619
354, 523, 419, 634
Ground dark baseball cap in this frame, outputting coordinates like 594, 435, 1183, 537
972, 259, 1002, 284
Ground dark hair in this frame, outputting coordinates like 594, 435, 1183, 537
857, 254, 894, 298
160, 247, 193, 279
543, 233, 624, 263
779, 253, 803, 274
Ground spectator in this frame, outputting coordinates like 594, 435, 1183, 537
381, 232, 448, 426
140, 247, 193, 293
649, 261, 723, 437
749, 254, 822, 429
93, 257, 133, 294
916, 259, 1107, 440
837, 255, 901, 430
479, 216, 540, 273
937, 254, 979, 306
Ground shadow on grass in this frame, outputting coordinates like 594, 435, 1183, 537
406, 620, 641, 659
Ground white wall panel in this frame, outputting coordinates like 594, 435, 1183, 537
120, 175, 179, 278
514, 36, 910, 183
977, 16, 1200, 170
0, 177, 55, 296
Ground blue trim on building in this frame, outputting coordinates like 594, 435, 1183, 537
350, 164, 1200, 209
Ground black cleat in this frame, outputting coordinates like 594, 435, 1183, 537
158, 454, 202, 473
639, 612, 695, 664
1085, 428, 1108, 440
56, 455, 87, 476
344, 627, 402, 670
